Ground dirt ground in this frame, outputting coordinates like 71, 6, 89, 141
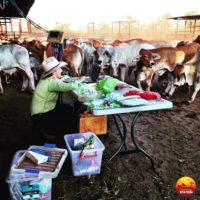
0, 79, 200, 200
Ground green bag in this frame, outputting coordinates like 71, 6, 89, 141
97, 77, 118, 94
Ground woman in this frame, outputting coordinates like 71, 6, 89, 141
31, 56, 85, 139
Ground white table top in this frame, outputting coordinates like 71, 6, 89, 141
90, 99, 173, 115
72, 82, 173, 116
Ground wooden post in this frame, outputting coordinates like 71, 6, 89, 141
137, 21, 139, 38
19, 18, 22, 34
87, 23, 89, 38
0, 18, 3, 33
4, 17, 7, 33
119, 21, 121, 39
189, 21, 192, 34
193, 19, 197, 36
184, 20, 187, 34
27, 22, 32, 33
176, 19, 179, 38
10, 17, 13, 32
112, 22, 118, 40
128, 22, 130, 39
92, 22, 95, 36
87, 22, 95, 38
112, 22, 114, 39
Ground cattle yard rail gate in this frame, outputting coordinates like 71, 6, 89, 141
0, 0, 35, 41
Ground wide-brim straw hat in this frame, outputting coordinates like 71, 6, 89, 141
41, 56, 67, 79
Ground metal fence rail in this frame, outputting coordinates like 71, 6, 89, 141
0, 30, 199, 42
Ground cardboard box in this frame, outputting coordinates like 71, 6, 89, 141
79, 111, 107, 135
47, 30, 64, 44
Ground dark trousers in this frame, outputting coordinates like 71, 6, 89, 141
32, 103, 77, 137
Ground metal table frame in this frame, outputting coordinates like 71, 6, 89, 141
105, 112, 155, 170
71, 85, 173, 171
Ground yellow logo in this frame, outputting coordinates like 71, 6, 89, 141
176, 176, 196, 197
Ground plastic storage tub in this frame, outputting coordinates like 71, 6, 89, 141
6, 144, 68, 200
64, 132, 105, 176
11, 144, 68, 178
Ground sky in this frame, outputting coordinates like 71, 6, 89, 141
28, 0, 199, 30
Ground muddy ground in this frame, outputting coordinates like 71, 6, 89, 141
0, 79, 200, 200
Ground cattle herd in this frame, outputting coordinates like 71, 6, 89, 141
0, 35, 200, 103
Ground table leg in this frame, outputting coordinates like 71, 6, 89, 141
104, 112, 155, 170
130, 112, 155, 170
113, 115, 128, 150
104, 114, 127, 167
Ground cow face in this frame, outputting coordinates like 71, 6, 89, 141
24, 40, 46, 63
139, 49, 161, 68
93, 46, 112, 69
176, 41, 189, 47
194, 35, 200, 44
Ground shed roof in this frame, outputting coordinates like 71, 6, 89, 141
168, 15, 200, 20
0, 0, 35, 17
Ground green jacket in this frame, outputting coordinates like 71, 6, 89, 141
31, 77, 79, 116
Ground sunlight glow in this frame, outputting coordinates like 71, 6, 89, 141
28, 0, 199, 30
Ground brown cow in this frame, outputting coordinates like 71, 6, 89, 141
22, 39, 46, 63
106, 38, 146, 47
168, 43, 200, 99
22, 39, 46, 80
174, 34, 200, 48
136, 47, 185, 90
136, 42, 200, 102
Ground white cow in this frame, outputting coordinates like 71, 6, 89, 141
0, 44, 35, 94
93, 43, 155, 81
29, 53, 41, 80
77, 40, 96, 75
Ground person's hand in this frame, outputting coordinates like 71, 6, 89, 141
79, 76, 87, 82
61, 75, 70, 82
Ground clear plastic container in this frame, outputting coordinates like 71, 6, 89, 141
6, 151, 52, 200
64, 132, 105, 176
11, 144, 67, 178
6, 144, 68, 200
